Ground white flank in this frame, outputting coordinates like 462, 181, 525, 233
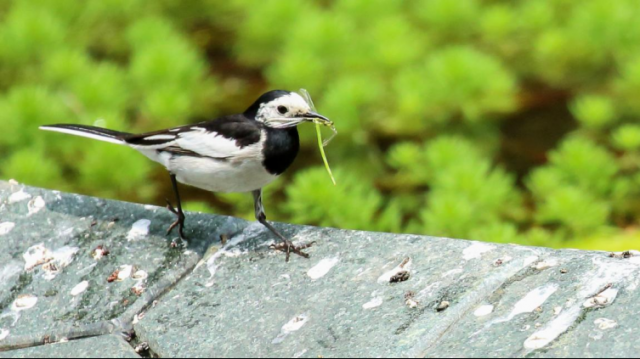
0, 329, 8, 341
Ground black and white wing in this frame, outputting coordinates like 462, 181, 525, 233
124, 115, 263, 160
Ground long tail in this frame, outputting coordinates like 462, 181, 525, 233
39, 124, 132, 145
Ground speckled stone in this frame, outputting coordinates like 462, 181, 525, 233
0, 180, 245, 349
0, 335, 139, 358
2, 181, 640, 357
134, 229, 640, 357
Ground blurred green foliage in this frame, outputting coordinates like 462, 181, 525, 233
2, 0, 640, 250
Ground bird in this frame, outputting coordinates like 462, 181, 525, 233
40, 90, 332, 261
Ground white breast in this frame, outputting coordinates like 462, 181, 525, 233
170, 156, 278, 192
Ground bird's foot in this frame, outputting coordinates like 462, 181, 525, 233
165, 199, 186, 241
270, 240, 316, 262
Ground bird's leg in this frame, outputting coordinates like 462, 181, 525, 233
166, 174, 186, 240
252, 189, 315, 262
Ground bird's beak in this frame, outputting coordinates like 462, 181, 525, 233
301, 112, 332, 125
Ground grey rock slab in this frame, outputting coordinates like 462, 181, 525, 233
411, 251, 640, 358
3, 181, 640, 357
0, 335, 139, 358
134, 225, 577, 357
0, 180, 245, 349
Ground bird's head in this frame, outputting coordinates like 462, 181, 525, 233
245, 90, 331, 129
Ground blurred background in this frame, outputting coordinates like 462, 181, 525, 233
1, 0, 640, 251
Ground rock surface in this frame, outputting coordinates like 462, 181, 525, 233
1, 180, 639, 357
0, 335, 138, 358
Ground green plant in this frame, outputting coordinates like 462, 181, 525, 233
3, 0, 640, 251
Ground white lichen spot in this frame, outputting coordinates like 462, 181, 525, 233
23, 244, 53, 271
132, 270, 148, 281
0, 329, 8, 341
128, 219, 151, 241
463, 242, 496, 261
589, 330, 604, 341
201, 229, 253, 287
43, 246, 80, 281
117, 265, 133, 281
52, 246, 79, 268
307, 258, 340, 280
583, 288, 618, 308
524, 306, 582, 350
594, 318, 617, 330
377, 258, 412, 284
406, 298, 419, 309
417, 282, 441, 300
553, 306, 563, 316
442, 268, 464, 278
131, 282, 146, 296
71, 281, 89, 296
493, 284, 559, 324
27, 196, 46, 216
362, 297, 383, 310
0, 262, 22, 283
0, 222, 15, 236
91, 246, 109, 261
11, 295, 38, 311
293, 349, 308, 358
272, 315, 309, 344
474, 305, 494, 317
8, 189, 31, 204
534, 258, 559, 270
523, 256, 540, 267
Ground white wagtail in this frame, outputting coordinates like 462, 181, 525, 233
40, 90, 332, 260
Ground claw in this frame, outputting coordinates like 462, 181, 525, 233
165, 199, 186, 240
270, 241, 316, 262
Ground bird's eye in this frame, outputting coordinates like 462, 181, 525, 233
277, 106, 288, 115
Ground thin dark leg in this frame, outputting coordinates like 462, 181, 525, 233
166, 174, 186, 239
252, 189, 314, 261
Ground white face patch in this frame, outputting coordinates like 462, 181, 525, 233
256, 93, 312, 125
